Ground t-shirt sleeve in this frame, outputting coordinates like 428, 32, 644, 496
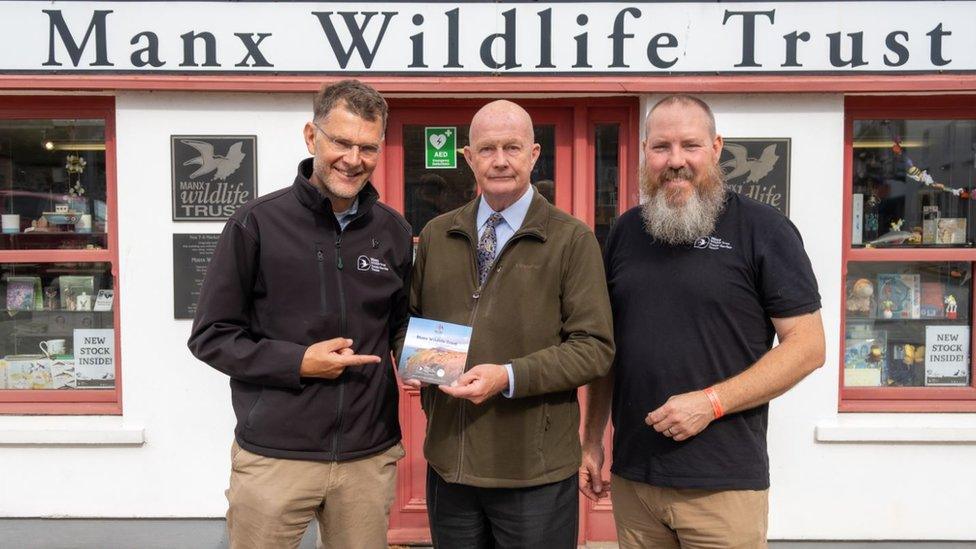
756, 217, 822, 318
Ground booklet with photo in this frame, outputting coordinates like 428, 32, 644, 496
399, 317, 471, 385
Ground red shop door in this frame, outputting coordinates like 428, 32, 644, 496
379, 98, 639, 546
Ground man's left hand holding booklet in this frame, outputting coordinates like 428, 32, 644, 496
399, 317, 471, 385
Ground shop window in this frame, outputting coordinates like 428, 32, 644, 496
843, 97, 976, 411
0, 98, 120, 414
594, 123, 620, 247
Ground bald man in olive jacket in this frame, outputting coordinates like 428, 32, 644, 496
405, 100, 614, 548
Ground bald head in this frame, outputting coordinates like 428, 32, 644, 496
463, 99, 541, 212
470, 100, 535, 144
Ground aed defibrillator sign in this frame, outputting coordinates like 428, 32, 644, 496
425, 127, 457, 169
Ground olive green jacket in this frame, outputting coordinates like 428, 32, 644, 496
409, 191, 614, 488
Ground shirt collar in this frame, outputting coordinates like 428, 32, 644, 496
335, 197, 359, 220
476, 185, 534, 232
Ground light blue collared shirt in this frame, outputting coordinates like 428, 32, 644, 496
476, 186, 534, 398
334, 197, 360, 231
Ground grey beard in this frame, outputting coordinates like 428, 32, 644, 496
641, 183, 726, 245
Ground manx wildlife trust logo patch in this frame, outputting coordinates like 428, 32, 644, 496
357, 255, 390, 273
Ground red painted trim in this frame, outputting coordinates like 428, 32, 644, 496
0, 96, 121, 415
6, 74, 976, 94
572, 106, 588, 222
840, 95, 976, 412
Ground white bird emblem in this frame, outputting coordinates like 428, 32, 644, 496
181, 140, 246, 181
720, 143, 779, 184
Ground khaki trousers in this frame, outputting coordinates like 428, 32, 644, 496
611, 474, 768, 549
226, 441, 404, 549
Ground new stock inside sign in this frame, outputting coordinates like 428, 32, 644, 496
7, 1, 976, 74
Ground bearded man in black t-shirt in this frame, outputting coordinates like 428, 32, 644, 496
579, 95, 826, 549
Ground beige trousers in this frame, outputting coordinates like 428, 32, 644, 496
611, 474, 769, 549
226, 441, 404, 549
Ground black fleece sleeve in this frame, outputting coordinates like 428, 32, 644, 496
187, 219, 307, 390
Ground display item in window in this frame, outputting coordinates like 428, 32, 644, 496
846, 278, 874, 316
64, 154, 86, 197
894, 138, 973, 199
863, 193, 880, 241
936, 218, 966, 245
921, 205, 940, 244
876, 273, 921, 319
844, 330, 886, 386
887, 343, 925, 387
920, 282, 947, 318
945, 294, 958, 320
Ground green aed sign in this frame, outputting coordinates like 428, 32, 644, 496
425, 127, 457, 169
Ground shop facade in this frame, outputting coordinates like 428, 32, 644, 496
0, 1, 975, 543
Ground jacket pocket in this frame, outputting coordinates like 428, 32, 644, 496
537, 402, 550, 454
242, 385, 338, 452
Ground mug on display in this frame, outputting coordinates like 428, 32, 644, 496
39, 338, 67, 357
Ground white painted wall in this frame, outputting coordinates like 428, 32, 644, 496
0, 90, 973, 540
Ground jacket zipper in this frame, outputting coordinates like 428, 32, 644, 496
454, 229, 527, 482
316, 248, 327, 311
332, 230, 348, 459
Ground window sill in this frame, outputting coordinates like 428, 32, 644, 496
816, 417, 976, 443
0, 419, 144, 446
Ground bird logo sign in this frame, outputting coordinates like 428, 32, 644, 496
172, 135, 258, 221
719, 138, 791, 217
181, 140, 246, 181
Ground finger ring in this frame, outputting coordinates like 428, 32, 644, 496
666, 427, 673, 436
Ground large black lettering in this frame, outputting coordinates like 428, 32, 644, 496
646, 33, 677, 69
827, 32, 867, 67
536, 8, 554, 69
884, 31, 909, 67
722, 10, 775, 68
312, 11, 396, 69
574, 14, 591, 68
235, 33, 273, 67
608, 8, 641, 68
479, 8, 520, 69
781, 31, 810, 67
927, 23, 951, 66
180, 31, 219, 67
43, 9, 113, 67
130, 31, 164, 68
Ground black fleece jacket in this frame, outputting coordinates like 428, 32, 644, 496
188, 158, 412, 461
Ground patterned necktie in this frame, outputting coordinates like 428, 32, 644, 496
477, 213, 505, 286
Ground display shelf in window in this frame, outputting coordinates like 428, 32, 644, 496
844, 261, 971, 390
0, 262, 116, 392
0, 118, 109, 252
851, 119, 976, 249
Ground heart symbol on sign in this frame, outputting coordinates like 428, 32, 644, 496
429, 134, 447, 150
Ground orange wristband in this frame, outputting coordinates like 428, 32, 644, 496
704, 387, 724, 419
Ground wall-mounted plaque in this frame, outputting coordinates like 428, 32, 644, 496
720, 138, 791, 217
173, 233, 220, 319
171, 135, 257, 221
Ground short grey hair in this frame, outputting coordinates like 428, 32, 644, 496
648, 95, 716, 137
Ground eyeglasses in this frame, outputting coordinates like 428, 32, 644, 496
312, 122, 382, 160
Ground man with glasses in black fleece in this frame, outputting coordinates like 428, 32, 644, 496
189, 80, 412, 549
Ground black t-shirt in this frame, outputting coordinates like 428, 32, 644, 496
606, 192, 821, 490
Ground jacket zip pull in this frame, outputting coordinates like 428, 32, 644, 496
334, 234, 343, 270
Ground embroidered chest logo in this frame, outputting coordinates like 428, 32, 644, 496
357, 255, 390, 273
693, 237, 733, 251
